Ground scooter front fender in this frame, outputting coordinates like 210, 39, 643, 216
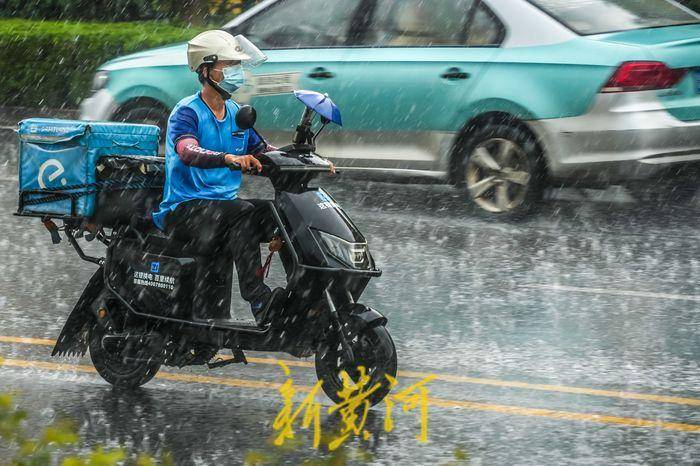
51, 267, 104, 357
339, 303, 388, 335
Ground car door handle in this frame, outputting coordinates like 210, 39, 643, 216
309, 68, 335, 79
440, 68, 471, 80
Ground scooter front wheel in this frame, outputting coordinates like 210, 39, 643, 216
315, 325, 397, 407
89, 324, 161, 389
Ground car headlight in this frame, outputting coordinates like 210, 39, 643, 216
92, 71, 109, 91
318, 231, 369, 269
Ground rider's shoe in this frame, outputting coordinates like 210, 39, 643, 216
250, 286, 273, 324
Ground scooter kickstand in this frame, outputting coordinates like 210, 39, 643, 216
207, 348, 248, 369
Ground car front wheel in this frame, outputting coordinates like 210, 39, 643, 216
114, 103, 169, 144
455, 122, 546, 219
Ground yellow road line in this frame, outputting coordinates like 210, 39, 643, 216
0, 336, 57, 346
0, 336, 315, 368
2, 335, 699, 407
428, 397, 700, 433
1, 356, 698, 434
399, 370, 700, 407
0, 357, 290, 392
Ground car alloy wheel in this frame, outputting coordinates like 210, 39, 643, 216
466, 137, 532, 213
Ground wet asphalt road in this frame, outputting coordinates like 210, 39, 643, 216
0, 126, 699, 465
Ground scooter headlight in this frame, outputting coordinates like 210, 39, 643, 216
318, 231, 369, 269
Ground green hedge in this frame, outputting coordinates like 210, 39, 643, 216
0, 0, 262, 23
0, 19, 205, 108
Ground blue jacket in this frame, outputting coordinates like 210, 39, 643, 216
152, 92, 262, 230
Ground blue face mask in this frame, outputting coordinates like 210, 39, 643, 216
217, 65, 245, 95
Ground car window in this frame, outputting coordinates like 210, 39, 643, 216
467, 2, 504, 46
529, 0, 700, 35
239, 0, 363, 48
362, 0, 475, 47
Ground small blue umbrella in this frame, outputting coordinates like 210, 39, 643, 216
293, 90, 342, 127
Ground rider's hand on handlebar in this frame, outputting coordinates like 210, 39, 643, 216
225, 154, 263, 174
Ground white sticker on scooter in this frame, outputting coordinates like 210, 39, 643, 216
315, 191, 339, 210
133, 270, 176, 291
317, 201, 339, 210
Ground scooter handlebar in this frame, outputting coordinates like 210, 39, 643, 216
226, 159, 267, 176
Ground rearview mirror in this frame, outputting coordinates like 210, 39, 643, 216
235, 105, 257, 130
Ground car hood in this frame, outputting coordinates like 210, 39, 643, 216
100, 42, 188, 71
590, 24, 700, 68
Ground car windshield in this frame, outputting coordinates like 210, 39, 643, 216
529, 0, 700, 35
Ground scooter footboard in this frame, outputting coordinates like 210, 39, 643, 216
52, 267, 104, 357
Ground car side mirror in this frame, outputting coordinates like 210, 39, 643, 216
236, 105, 257, 130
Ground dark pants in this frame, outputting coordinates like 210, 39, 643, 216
165, 198, 274, 304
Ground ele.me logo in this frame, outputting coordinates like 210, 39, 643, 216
37, 159, 67, 189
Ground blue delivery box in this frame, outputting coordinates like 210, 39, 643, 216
17, 119, 160, 218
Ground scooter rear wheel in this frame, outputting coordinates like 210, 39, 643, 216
315, 325, 397, 407
89, 324, 161, 389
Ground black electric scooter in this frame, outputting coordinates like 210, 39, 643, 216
46, 93, 398, 406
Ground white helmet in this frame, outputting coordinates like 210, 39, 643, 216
187, 30, 267, 72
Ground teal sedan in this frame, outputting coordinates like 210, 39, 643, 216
80, 0, 700, 217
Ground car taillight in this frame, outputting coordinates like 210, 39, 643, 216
601, 61, 687, 93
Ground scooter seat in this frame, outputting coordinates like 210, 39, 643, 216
130, 215, 159, 233
144, 230, 170, 248
131, 218, 204, 256
143, 231, 205, 256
